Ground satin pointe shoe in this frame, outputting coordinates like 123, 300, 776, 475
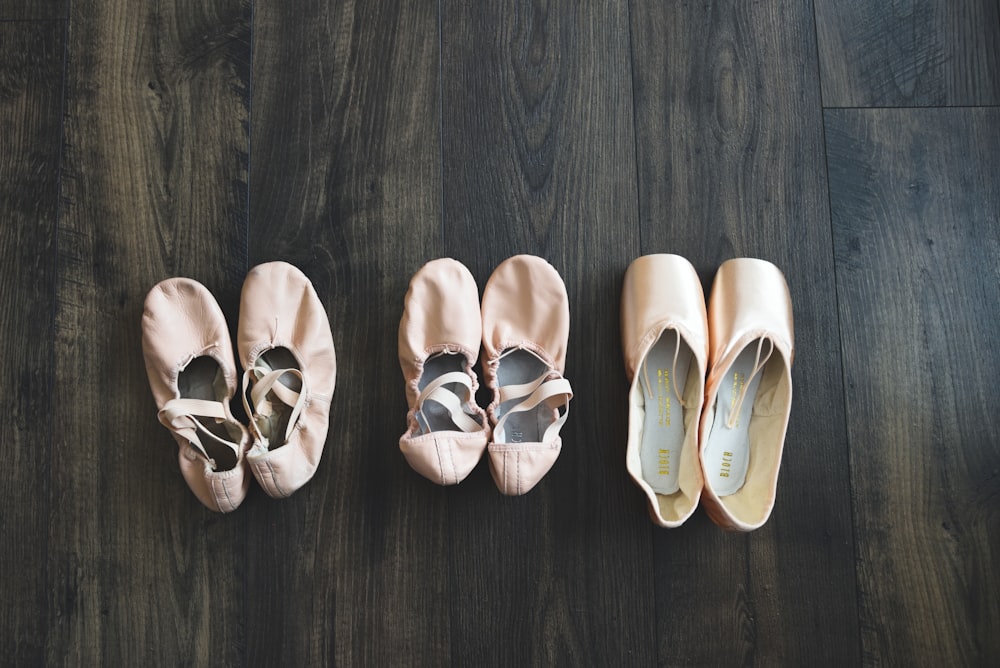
142, 278, 251, 513
238, 262, 337, 498
621, 254, 709, 528
481, 255, 574, 496
699, 258, 794, 531
398, 258, 490, 485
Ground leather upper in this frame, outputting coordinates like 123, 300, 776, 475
481, 255, 570, 372
141, 277, 250, 513
481, 255, 571, 495
238, 262, 337, 498
397, 258, 488, 486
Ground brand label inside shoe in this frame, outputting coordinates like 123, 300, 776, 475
719, 451, 733, 478
511, 430, 524, 443
638, 332, 692, 497
658, 448, 671, 476
656, 368, 672, 426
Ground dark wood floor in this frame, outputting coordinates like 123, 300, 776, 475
2, 0, 998, 665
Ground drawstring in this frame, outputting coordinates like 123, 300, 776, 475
725, 338, 774, 429
181, 341, 218, 367
641, 329, 688, 409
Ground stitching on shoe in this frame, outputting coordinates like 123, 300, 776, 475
447, 441, 457, 485
516, 452, 521, 495
220, 477, 235, 512
266, 460, 288, 498
502, 451, 508, 494
434, 439, 446, 485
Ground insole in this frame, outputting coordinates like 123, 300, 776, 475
416, 353, 471, 433
496, 350, 549, 444
255, 347, 302, 448
178, 356, 238, 470
703, 343, 766, 497
638, 331, 692, 495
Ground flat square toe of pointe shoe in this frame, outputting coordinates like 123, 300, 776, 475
699, 258, 794, 532
621, 254, 709, 528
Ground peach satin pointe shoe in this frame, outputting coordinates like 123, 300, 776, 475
621, 255, 709, 527
481, 255, 573, 496
398, 258, 490, 485
238, 262, 337, 498
142, 278, 251, 513
699, 258, 794, 532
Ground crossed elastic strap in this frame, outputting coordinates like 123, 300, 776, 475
158, 398, 239, 470
494, 372, 573, 444
415, 371, 481, 434
242, 358, 308, 446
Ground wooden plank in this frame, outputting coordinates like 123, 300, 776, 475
828, 107, 1000, 666
815, 0, 1000, 107
630, 0, 860, 664
0, 1, 66, 20
440, 1, 655, 664
247, 0, 448, 663
49, 0, 250, 663
0, 21, 62, 666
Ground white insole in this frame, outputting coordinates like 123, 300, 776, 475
639, 331, 692, 495
496, 350, 549, 443
416, 353, 470, 433
178, 356, 238, 470
703, 344, 765, 497
255, 347, 302, 448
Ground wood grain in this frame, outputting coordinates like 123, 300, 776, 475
248, 0, 447, 664
828, 107, 1000, 666
630, 0, 860, 664
440, 1, 654, 664
0, 21, 63, 666
0, 0, 66, 20
49, 0, 250, 663
815, 0, 1000, 106
0, 0, 997, 664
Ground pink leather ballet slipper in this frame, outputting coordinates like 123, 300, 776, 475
398, 258, 490, 485
699, 258, 794, 532
481, 255, 573, 496
142, 278, 251, 513
621, 254, 709, 528
237, 262, 336, 498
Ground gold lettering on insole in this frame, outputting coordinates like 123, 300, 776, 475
656, 369, 671, 427
720, 451, 733, 478
658, 448, 670, 476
